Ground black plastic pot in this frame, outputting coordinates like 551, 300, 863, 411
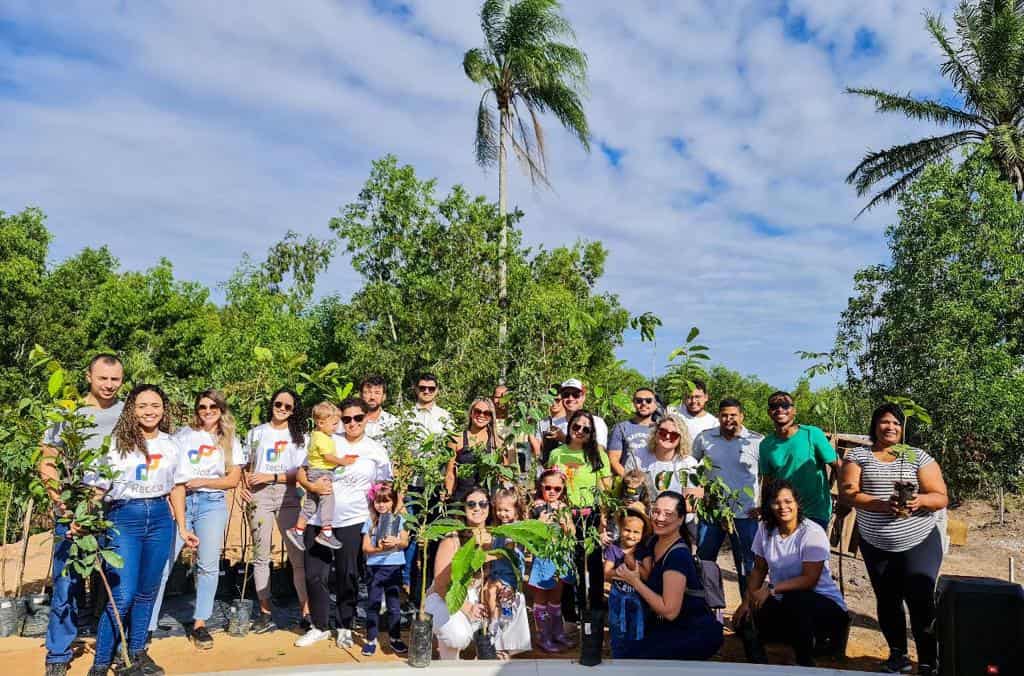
893, 481, 915, 507
165, 560, 192, 597
408, 614, 433, 668
0, 597, 27, 637
226, 598, 253, 637
578, 608, 605, 667
21, 592, 51, 637
474, 627, 497, 659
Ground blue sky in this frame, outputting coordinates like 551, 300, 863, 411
0, 0, 957, 387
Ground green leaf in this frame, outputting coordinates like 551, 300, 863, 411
47, 369, 65, 398
77, 534, 98, 552
253, 346, 273, 362
100, 549, 125, 569
686, 326, 700, 342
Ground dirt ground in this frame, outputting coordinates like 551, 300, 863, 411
2, 497, 1021, 675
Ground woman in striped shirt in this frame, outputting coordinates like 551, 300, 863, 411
840, 403, 948, 676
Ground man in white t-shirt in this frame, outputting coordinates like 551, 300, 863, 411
678, 378, 719, 441
408, 373, 451, 436
40, 353, 125, 675
359, 375, 397, 445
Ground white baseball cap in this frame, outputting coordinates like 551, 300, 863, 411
560, 378, 584, 391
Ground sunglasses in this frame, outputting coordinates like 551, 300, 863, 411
341, 414, 366, 424
273, 401, 294, 412
465, 500, 489, 510
541, 485, 563, 493
633, 397, 654, 405
418, 385, 437, 392
560, 389, 583, 399
570, 423, 592, 434
657, 428, 681, 442
471, 408, 493, 418
768, 402, 794, 411
197, 404, 220, 412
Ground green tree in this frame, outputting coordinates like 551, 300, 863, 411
847, 0, 1024, 213
464, 0, 591, 378
836, 148, 1024, 495
0, 208, 50, 365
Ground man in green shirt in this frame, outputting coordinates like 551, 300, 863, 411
759, 391, 841, 531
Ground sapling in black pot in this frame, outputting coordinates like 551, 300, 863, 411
883, 397, 932, 517
227, 498, 258, 636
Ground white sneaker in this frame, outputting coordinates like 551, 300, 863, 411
336, 627, 353, 648
294, 627, 330, 647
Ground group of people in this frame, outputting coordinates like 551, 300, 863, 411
39, 354, 949, 676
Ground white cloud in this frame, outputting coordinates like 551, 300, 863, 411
0, 0, 956, 387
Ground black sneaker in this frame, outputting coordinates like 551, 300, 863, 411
298, 614, 312, 631
130, 650, 165, 676
918, 665, 935, 676
191, 624, 214, 650
880, 651, 913, 673
45, 664, 69, 676
390, 638, 408, 655
251, 611, 275, 634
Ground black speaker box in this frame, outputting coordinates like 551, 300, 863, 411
936, 575, 1024, 676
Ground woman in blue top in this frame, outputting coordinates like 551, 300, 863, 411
613, 491, 723, 660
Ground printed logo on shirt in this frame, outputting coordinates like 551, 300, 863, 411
187, 444, 219, 465
563, 462, 582, 488
265, 440, 288, 463
134, 454, 163, 481
654, 470, 674, 492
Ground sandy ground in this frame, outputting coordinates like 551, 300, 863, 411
2, 497, 1022, 675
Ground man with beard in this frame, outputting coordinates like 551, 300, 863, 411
607, 387, 659, 477
678, 379, 719, 442
360, 375, 397, 446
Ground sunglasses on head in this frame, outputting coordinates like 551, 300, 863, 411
541, 485, 563, 493
768, 401, 794, 411
471, 408, 493, 418
570, 423, 592, 434
465, 500, 489, 510
657, 428, 681, 442
418, 385, 437, 392
633, 397, 654, 405
197, 404, 220, 412
273, 400, 294, 411
341, 414, 366, 424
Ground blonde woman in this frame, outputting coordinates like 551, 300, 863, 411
445, 397, 505, 503
149, 389, 243, 649
624, 412, 702, 536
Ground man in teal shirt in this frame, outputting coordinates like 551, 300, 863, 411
759, 391, 841, 530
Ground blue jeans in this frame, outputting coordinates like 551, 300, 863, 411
150, 491, 228, 629
45, 521, 81, 664
608, 586, 644, 657
94, 497, 174, 667
698, 517, 758, 596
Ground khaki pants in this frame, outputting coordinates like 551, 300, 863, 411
251, 482, 308, 604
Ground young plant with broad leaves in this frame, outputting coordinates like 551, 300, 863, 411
882, 396, 932, 515
691, 455, 754, 536
663, 327, 711, 407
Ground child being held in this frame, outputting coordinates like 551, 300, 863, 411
604, 507, 653, 658
480, 487, 531, 658
361, 484, 409, 656
287, 402, 344, 550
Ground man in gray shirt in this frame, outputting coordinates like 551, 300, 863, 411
40, 353, 124, 676
691, 397, 762, 595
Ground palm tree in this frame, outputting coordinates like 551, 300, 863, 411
464, 0, 590, 380
847, 0, 1024, 215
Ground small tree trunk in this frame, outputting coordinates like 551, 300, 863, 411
0, 488, 13, 594
497, 110, 510, 385
97, 566, 132, 668
418, 538, 430, 622
15, 497, 33, 597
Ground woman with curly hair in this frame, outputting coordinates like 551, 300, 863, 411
84, 384, 197, 676
242, 388, 310, 633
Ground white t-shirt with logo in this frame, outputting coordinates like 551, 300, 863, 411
84, 432, 183, 501
624, 453, 699, 522
306, 434, 392, 529
244, 424, 307, 474
172, 427, 244, 491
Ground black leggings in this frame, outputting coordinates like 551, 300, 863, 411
859, 527, 942, 666
750, 590, 849, 665
304, 524, 364, 631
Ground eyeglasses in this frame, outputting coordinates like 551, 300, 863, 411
465, 500, 489, 510
560, 389, 583, 399
418, 385, 437, 392
768, 402, 794, 411
657, 428, 680, 442
633, 397, 654, 405
570, 423, 592, 434
471, 408, 493, 418
273, 401, 293, 412
541, 485, 563, 493
341, 414, 366, 424
197, 404, 220, 412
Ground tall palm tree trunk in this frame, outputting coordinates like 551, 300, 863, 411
497, 110, 509, 384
